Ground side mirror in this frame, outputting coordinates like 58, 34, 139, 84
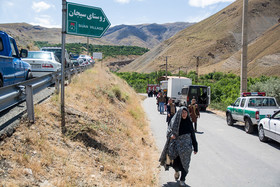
20, 49, 28, 58
178, 92, 181, 95
230, 103, 234, 106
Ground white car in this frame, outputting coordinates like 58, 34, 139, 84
23, 51, 61, 77
258, 110, 280, 143
77, 54, 93, 66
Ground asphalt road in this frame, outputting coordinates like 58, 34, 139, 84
0, 86, 55, 137
143, 96, 280, 187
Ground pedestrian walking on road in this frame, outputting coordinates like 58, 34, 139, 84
188, 98, 200, 132
158, 92, 166, 114
164, 94, 168, 112
159, 107, 198, 186
166, 98, 176, 126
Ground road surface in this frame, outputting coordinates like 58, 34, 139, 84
143, 96, 280, 187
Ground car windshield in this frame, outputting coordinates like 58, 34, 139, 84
273, 111, 280, 119
54, 52, 61, 62
248, 98, 277, 107
27, 52, 52, 60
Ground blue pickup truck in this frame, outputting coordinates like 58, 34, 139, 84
0, 31, 32, 87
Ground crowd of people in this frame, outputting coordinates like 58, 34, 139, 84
154, 91, 200, 186
148, 90, 158, 97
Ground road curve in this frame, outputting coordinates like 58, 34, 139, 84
143, 96, 280, 187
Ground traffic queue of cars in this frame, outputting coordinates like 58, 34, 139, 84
226, 92, 280, 144
0, 31, 95, 84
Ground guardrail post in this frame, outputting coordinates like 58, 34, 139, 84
55, 75, 60, 94
26, 85, 35, 123
67, 71, 71, 84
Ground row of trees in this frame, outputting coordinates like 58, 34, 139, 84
34, 41, 149, 58
34, 41, 280, 111
115, 71, 280, 111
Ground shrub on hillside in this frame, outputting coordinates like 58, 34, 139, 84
250, 77, 280, 104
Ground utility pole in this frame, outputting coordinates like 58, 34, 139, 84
165, 56, 170, 80
179, 67, 181, 78
241, 0, 248, 93
193, 56, 201, 83
61, 0, 66, 134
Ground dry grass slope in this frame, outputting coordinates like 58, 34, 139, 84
0, 65, 159, 186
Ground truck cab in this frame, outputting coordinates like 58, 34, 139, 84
179, 85, 211, 111
160, 80, 168, 94
0, 31, 31, 87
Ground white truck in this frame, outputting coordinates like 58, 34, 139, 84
167, 77, 192, 105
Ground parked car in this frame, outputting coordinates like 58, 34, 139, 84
77, 54, 94, 66
22, 51, 61, 77
226, 92, 279, 133
70, 54, 80, 67
258, 110, 280, 143
71, 58, 80, 67
0, 31, 32, 87
41, 47, 72, 68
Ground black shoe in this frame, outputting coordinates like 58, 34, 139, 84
174, 171, 179, 181
179, 181, 186, 187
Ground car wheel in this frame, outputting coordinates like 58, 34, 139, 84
0, 79, 3, 87
226, 113, 233, 126
244, 118, 254, 134
26, 71, 33, 80
258, 125, 268, 142
200, 107, 206, 111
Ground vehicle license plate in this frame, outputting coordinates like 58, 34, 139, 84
31, 64, 41, 69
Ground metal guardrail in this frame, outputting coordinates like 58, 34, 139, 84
0, 65, 92, 113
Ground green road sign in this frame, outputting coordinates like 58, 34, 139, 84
66, 2, 111, 38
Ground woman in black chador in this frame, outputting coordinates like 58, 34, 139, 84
159, 106, 198, 186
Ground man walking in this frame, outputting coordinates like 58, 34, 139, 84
188, 98, 200, 132
158, 92, 166, 114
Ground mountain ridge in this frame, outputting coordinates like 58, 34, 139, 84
0, 22, 193, 49
121, 0, 280, 77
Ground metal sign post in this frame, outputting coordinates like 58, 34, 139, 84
60, 1, 110, 134
61, 0, 66, 134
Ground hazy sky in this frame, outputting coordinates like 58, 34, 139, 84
0, 0, 235, 28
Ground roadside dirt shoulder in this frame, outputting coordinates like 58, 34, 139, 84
207, 107, 225, 119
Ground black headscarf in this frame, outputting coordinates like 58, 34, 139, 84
168, 106, 192, 138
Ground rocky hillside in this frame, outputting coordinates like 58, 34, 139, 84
102, 22, 194, 48
121, 0, 280, 77
0, 22, 193, 50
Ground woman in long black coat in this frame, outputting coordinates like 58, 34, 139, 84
160, 106, 198, 186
